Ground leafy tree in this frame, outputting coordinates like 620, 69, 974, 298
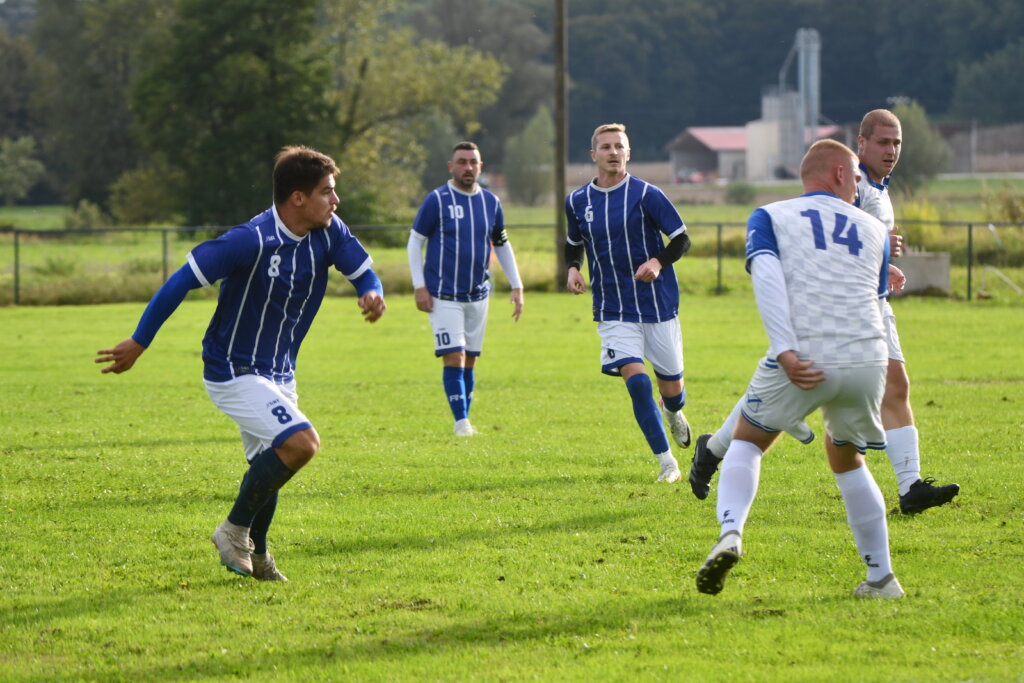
0, 136, 45, 205
950, 39, 1024, 126
32, 0, 168, 205
0, 28, 34, 139
133, 0, 331, 227
504, 106, 554, 205
410, 0, 552, 170
890, 100, 951, 197
108, 160, 187, 226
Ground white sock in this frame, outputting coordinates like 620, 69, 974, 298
656, 450, 678, 468
834, 465, 891, 583
716, 440, 762, 537
885, 425, 921, 495
709, 399, 744, 458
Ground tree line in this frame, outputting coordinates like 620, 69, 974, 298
1, 0, 1022, 225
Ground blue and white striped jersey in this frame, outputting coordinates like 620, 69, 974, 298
854, 162, 895, 230
412, 182, 507, 302
746, 192, 890, 368
565, 175, 686, 323
187, 205, 371, 383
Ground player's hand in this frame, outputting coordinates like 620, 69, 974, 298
634, 258, 662, 283
567, 268, 587, 294
777, 350, 825, 390
888, 264, 906, 294
414, 287, 433, 313
889, 227, 903, 258
510, 288, 524, 322
96, 338, 145, 374
359, 291, 386, 323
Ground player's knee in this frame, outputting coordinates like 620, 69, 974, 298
279, 428, 320, 469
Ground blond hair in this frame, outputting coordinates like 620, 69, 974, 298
591, 123, 628, 150
859, 109, 901, 139
800, 139, 857, 183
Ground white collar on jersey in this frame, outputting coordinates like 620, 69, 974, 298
271, 204, 306, 242
447, 179, 482, 197
589, 173, 630, 193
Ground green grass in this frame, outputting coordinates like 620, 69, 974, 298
1, 293, 1021, 680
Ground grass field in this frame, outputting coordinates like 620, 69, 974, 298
1, 292, 1021, 680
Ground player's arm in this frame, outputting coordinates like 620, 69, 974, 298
407, 229, 432, 313
96, 264, 201, 374
491, 223, 524, 321
351, 268, 386, 323
635, 230, 690, 282
635, 188, 690, 282
564, 195, 588, 294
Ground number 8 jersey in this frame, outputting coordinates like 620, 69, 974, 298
745, 191, 891, 368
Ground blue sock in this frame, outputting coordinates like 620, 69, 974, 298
626, 374, 670, 454
464, 367, 475, 415
443, 366, 468, 421
249, 490, 278, 555
662, 388, 686, 413
228, 447, 295, 528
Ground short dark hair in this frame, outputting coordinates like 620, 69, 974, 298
273, 146, 339, 204
859, 109, 901, 140
452, 141, 479, 155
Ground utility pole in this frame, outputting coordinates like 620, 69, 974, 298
553, 0, 568, 284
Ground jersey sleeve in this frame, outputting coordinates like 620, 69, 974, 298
565, 194, 583, 245
744, 207, 779, 273
186, 225, 260, 287
642, 186, 686, 238
412, 192, 441, 237
328, 217, 373, 280
491, 195, 510, 246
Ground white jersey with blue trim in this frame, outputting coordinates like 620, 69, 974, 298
186, 205, 371, 383
565, 175, 686, 323
854, 162, 894, 230
746, 192, 890, 368
411, 181, 507, 302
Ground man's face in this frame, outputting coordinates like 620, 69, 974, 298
591, 131, 630, 176
449, 149, 482, 191
298, 174, 339, 230
858, 124, 901, 182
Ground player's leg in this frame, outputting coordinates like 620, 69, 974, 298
461, 298, 488, 422
697, 414, 779, 595
879, 309, 959, 513
430, 300, 473, 435
206, 376, 315, 576
823, 367, 903, 598
600, 322, 677, 482
647, 319, 691, 448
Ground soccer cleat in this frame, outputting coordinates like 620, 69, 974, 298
696, 531, 742, 595
251, 552, 289, 582
899, 477, 960, 514
454, 418, 479, 437
660, 399, 692, 448
212, 519, 254, 576
688, 433, 723, 500
657, 462, 682, 483
853, 573, 905, 598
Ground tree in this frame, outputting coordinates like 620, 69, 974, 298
504, 106, 554, 205
0, 28, 34, 139
950, 39, 1024, 126
890, 100, 951, 197
0, 136, 46, 205
133, 0, 331, 226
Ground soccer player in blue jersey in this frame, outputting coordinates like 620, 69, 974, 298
96, 146, 386, 580
408, 141, 524, 436
564, 123, 692, 483
695, 140, 904, 598
688, 110, 959, 515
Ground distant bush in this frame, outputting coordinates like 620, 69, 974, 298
898, 199, 943, 247
31, 254, 78, 277
64, 200, 109, 230
724, 182, 755, 205
982, 182, 1024, 224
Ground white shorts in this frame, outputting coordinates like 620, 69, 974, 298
597, 319, 684, 380
881, 299, 904, 362
205, 375, 312, 462
428, 298, 489, 357
740, 358, 886, 453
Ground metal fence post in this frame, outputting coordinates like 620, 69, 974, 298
14, 229, 20, 306
716, 223, 724, 295
966, 223, 973, 301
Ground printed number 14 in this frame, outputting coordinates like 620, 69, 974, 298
800, 209, 863, 256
